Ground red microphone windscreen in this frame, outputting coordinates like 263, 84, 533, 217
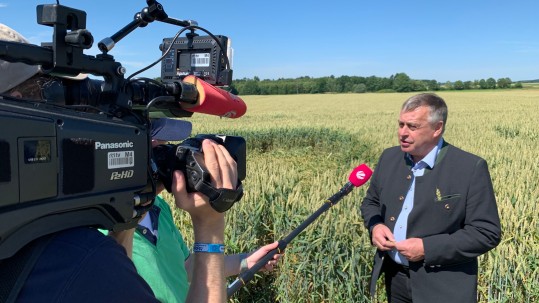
348, 164, 373, 187
182, 75, 247, 118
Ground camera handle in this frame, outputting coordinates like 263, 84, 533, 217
184, 151, 243, 213
1, 5, 131, 112
98, 0, 198, 53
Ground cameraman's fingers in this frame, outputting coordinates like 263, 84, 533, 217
171, 171, 189, 208
201, 139, 236, 189
201, 140, 223, 188
214, 143, 237, 189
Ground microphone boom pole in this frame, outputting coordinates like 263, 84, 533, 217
227, 164, 373, 298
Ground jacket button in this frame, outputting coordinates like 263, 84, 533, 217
445, 204, 450, 209
399, 196, 404, 201
406, 175, 412, 180
390, 216, 396, 222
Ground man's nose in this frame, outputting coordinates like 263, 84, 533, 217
398, 127, 408, 136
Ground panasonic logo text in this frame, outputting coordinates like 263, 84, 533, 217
95, 141, 134, 150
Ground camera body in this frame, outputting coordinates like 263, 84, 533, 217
0, 94, 148, 259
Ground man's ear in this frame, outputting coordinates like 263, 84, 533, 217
434, 121, 444, 137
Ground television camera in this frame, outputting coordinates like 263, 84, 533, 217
0, 0, 246, 260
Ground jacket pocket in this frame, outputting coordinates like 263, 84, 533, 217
435, 194, 461, 212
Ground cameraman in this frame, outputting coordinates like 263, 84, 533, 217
1, 23, 235, 302
108, 118, 283, 303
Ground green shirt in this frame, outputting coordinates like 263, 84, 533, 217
133, 196, 190, 303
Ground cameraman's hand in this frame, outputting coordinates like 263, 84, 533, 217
171, 139, 237, 220
171, 139, 235, 302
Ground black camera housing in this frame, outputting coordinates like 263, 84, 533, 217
0, 94, 149, 259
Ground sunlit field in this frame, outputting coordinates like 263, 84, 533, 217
161, 89, 539, 302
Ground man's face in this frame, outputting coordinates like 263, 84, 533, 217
398, 106, 443, 162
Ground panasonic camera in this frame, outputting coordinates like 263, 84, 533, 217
0, 0, 245, 259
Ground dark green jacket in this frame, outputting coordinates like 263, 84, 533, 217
360, 141, 501, 303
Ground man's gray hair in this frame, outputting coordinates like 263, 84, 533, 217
401, 93, 448, 132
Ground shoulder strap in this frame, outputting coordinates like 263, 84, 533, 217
0, 234, 55, 303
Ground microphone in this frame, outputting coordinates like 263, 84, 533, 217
327, 163, 373, 205
180, 75, 247, 118
227, 163, 373, 298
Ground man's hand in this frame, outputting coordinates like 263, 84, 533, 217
246, 241, 283, 272
171, 139, 237, 302
371, 224, 397, 251
171, 139, 237, 225
395, 238, 425, 262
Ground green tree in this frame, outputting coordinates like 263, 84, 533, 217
497, 77, 512, 89
486, 78, 497, 89
241, 79, 261, 95
426, 80, 440, 91
310, 78, 328, 93
454, 80, 465, 90
365, 76, 384, 91
326, 77, 340, 93
479, 79, 488, 89
232, 74, 518, 95
352, 83, 367, 93
392, 73, 413, 92
340, 77, 353, 92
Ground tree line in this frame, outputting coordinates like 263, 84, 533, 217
228, 73, 522, 95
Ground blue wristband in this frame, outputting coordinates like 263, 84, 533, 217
193, 243, 225, 253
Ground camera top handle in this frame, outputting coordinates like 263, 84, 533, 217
0, 1, 195, 117
0, 5, 130, 111
98, 0, 197, 53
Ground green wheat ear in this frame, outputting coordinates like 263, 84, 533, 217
436, 188, 442, 201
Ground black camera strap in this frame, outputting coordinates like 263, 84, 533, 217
196, 180, 244, 213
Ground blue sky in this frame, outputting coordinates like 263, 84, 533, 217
2, 0, 538, 82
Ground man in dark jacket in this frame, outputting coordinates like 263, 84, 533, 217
360, 93, 501, 303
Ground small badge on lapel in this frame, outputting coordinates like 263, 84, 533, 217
435, 188, 442, 201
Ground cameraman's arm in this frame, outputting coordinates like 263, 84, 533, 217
184, 241, 282, 280
172, 139, 235, 302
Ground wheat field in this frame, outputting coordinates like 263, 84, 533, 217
162, 89, 539, 302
